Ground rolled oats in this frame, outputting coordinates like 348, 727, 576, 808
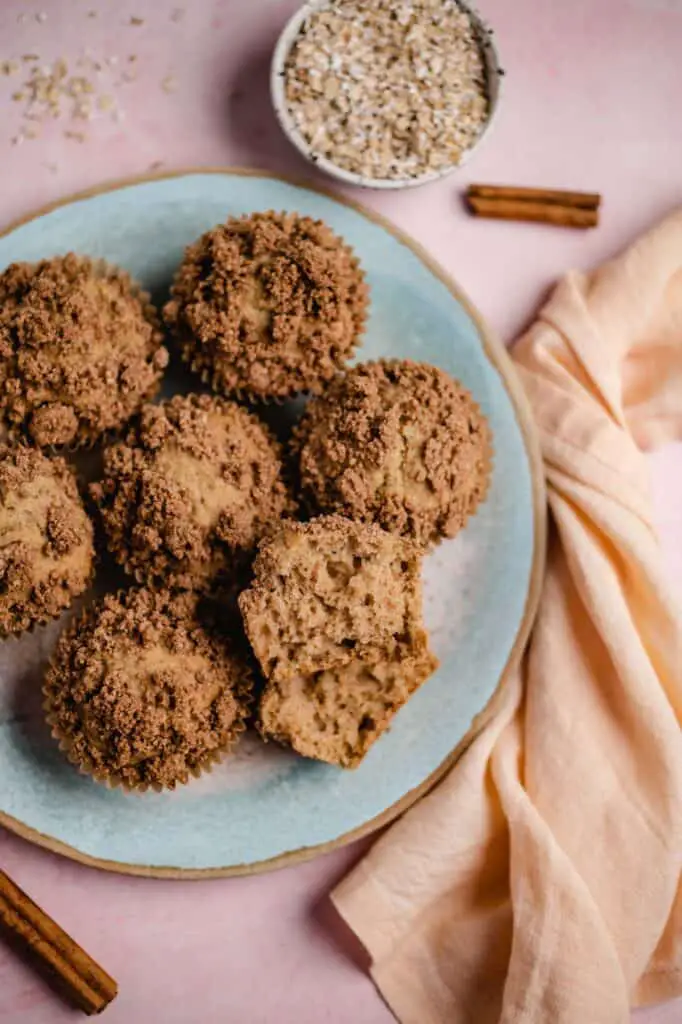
283, 0, 489, 180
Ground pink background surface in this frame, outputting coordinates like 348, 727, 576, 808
0, 1, 680, 1021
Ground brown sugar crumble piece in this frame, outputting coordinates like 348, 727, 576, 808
163, 212, 369, 401
0, 254, 167, 448
0, 445, 94, 636
240, 515, 438, 768
294, 360, 492, 548
239, 515, 426, 683
44, 588, 253, 790
92, 393, 294, 593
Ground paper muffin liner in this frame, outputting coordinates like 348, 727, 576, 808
168, 209, 369, 406
42, 589, 254, 794
3, 255, 166, 454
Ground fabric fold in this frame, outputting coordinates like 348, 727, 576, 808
332, 210, 682, 1024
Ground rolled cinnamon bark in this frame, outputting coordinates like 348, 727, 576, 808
0, 869, 118, 1016
467, 184, 601, 210
467, 193, 599, 228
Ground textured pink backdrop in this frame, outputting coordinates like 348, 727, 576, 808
0, 1, 680, 1021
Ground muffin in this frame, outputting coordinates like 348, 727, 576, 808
44, 588, 253, 791
0, 254, 168, 448
239, 515, 427, 683
92, 393, 294, 592
0, 445, 94, 637
163, 212, 369, 400
239, 515, 437, 768
294, 359, 492, 547
259, 634, 438, 769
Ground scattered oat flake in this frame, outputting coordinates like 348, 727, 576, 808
5, 54, 130, 143
161, 75, 177, 93
22, 54, 40, 63
1, 60, 19, 76
74, 100, 93, 119
88, 10, 98, 18
129, 16, 144, 26
64, 129, 87, 142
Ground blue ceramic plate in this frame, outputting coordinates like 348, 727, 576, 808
0, 171, 544, 877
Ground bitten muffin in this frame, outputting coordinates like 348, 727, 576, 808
44, 588, 253, 791
0, 254, 168, 448
163, 212, 369, 400
259, 634, 438, 769
239, 515, 427, 684
92, 393, 294, 592
239, 515, 437, 768
0, 445, 94, 636
294, 359, 492, 547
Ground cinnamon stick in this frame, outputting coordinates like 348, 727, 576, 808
468, 184, 601, 210
467, 194, 599, 229
0, 869, 118, 1016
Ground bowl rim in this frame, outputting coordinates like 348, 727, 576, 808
270, 0, 503, 191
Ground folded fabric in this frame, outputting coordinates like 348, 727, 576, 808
332, 210, 682, 1024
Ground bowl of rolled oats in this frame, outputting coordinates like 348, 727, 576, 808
271, 0, 501, 190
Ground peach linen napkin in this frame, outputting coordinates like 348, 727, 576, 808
332, 210, 682, 1024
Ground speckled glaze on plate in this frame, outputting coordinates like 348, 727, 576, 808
0, 170, 545, 878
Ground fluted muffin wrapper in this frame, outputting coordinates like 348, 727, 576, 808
5, 255, 165, 454
42, 590, 254, 794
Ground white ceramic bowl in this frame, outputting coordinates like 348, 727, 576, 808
271, 0, 502, 191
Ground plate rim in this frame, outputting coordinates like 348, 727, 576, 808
0, 166, 547, 880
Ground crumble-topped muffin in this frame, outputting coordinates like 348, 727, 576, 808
238, 514, 428, 683
0, 445, 94, 636
43, 588, 253, 791
259, 635, 438, 769
0, 254, 168, 448
294, 359, 492, 547
163, 212, 369, 400
92, 393, 294, 592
